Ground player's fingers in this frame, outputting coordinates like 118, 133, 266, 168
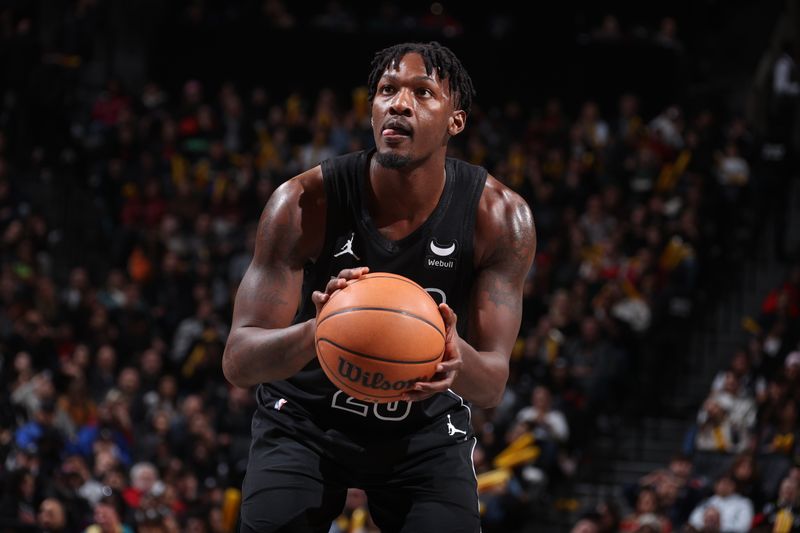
436, 359, 462, 374
324, 277, 348, 295
404, 375, 452, 401
439, 302, 457, 322
336, 266, 370, 280
311, 290, 330, 306
439, 303, 457, 338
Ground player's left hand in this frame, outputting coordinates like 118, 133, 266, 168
403, 303, 463, 402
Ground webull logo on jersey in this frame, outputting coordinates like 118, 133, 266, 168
425, 238, 458, 271
337, 358, 424, 391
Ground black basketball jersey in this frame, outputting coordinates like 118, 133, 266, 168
256, 149, 487, 439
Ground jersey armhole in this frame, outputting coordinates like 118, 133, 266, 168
464, 166, 488, 271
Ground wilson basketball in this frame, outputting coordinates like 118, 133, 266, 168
315, 272, 446, 403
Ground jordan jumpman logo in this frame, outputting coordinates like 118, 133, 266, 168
447, 414, 467, 437
333, 232, 360, 260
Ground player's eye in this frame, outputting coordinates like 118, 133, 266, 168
416, 88, 433, 97
379, 85, 395, 95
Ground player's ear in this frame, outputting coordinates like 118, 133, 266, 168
448, 110, 466, 136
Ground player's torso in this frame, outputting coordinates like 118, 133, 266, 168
258, 149, 487, 438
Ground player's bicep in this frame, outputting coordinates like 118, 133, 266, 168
468, 198, 536, 355
230, 182, 308, 330
467, 267, 524, 355
231, 261, 303, 330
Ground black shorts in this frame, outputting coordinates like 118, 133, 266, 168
239, 405, 480, 533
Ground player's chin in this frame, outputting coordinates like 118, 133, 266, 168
374, 148, 413, 170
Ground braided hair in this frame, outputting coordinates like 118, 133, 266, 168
366, 41, 476, 115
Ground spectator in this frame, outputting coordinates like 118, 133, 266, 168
687, 474, 754, 533
83, 492, 134, 533
13, 398, 67, 476
757, 398, 799, 458
513, 384, 570, 474
625, 452, 706, 527
0, 468, 38, 529
768, 42, 799, 151
37, 497, 69, 533
728, 453, 764, 511
123, 462, 162, 511
753, 475, 800, 533
684, 505, 721, 533
572, 515, 601, 533
711, 349, 767, 405
619, 486, 673, 532
694, 390, 750, 454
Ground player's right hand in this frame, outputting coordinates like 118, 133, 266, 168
311, 267, 369, 317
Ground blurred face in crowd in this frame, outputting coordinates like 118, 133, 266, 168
141, 349, 162, 376
14, 351, 33, 376
636, 488, 659, 513
778, 477, 798, 506
730, 351, 749, 375
571, 518, 599, 533
96, 345, 116, 372
715, 476, 735, 497
371, 52, 464, 169
780, 400, 797, 426
118, 367, 140, 395
38, 498, 66, 531
132, 463, 158, 493
669, 457, 692, 480
93, 502, 121, 530
581, 317, 600, 343
732, 455, 754, 481
532, 386, 552, 411
722, 371, 739, 395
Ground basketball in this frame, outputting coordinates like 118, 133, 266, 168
315, 272, 446, 403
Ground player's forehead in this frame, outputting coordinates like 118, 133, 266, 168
381, 52, 444, 86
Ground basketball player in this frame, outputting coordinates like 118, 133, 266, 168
223, 41, 536, 532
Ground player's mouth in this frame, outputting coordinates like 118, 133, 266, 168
381, 119, 413, 142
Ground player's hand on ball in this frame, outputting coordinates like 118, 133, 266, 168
312, 267, 370, 317
403, 303, 462, 402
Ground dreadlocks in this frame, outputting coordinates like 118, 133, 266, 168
366, 41, 476, 115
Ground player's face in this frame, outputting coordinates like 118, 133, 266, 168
371, 52, 464, 168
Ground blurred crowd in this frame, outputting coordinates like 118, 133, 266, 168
569, 262, 800, 533
1, 2, 799, 533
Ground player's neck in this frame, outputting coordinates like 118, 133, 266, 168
366, 157, 447, 237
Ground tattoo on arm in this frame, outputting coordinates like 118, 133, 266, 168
485, 274, 519, 312
240, 204, 303, 308
482, 199, 536, 312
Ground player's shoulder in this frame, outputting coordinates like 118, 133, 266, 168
257, 166, 327, 263
268, 165, 326, 216
474, 174, 536, 266
479, 174, 534, 229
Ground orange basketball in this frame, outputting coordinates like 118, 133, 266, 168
315, 272, 446, 403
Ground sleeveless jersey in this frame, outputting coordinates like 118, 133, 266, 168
256, 149, 487, 439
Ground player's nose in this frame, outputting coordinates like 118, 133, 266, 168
389, 88, 413, 116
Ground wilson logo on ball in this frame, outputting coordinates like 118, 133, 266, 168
337, 358, 425, 391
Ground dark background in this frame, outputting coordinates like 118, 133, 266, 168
142, 0, 778, 116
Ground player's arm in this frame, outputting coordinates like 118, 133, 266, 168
406, 177, 536, 408
222, 169, 324, 388
454, 180, 536, 407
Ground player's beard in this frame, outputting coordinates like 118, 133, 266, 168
375, 151, 412, 169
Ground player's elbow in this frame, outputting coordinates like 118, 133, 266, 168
475, 365, 509, 409
222, 346, 250, 388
